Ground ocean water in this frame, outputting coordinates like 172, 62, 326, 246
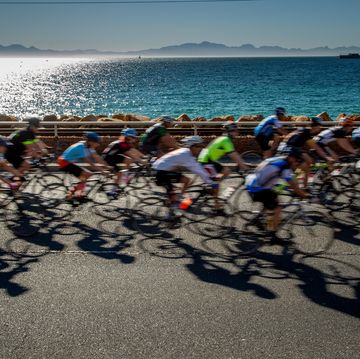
1, 57, 360, 119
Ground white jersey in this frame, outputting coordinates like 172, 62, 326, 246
152, 148, 213, 185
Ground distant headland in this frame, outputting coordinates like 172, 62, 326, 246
1, 41, 360, 57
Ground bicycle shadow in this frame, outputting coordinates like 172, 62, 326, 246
74, 220, 136, 264
0, 246, 42, 297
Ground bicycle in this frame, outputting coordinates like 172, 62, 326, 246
131, 184, 236, 238
241, 196, 334, 255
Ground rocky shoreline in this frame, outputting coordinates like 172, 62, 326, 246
1, 112, 359, 124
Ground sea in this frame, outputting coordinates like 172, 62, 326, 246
1, 56, 360, 119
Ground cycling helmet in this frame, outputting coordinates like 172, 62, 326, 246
339, 118, 353, 127
283, 146, 303, 161
310, 117, 323, 126
27, 117, 41, 128
159, 115, 176, 123
121, 128, 138, 137
85, 131, 101, 143
223, 122, 238, 131
275, 107, 286, 116
181, 135, 204, 148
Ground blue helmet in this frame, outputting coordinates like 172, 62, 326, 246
0, 136, 10, 148
121, 128, 138, 137
85, 131, 101, 143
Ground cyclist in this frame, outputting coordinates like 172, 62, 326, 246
254, 107, 288, 158
245, 147, 309, 244
58, 132, 111, 200
352, 126, 360, 148
277, 117, 335, 187
5, 117, 49, 175
314, 118, 359, 160
0, 136, 22, 189
198, 122, 248, 179
152, 136, 218, 217
140, 115, 180, 156
102, 128, 145, 196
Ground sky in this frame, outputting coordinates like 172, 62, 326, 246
0, 0, 359, 51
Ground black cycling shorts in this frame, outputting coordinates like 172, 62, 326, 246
155, 170, 182, 194
60, 163, 84, 178
255, 133, 273, 152
250, 190, 279, 210
4, 151, 25, 169
103, 154, 125, 169
353, 137, 360, 148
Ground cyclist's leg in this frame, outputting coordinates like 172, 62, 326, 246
256, 134, 272, 158
61, 163, 92, 199
300, 152, 313, 188
269, 133, 281, 156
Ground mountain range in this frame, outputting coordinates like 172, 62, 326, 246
1, 41, 360, 57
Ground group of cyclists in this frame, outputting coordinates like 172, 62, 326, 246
0, 109, 359, 243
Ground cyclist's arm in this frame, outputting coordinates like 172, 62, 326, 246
124, 148, 146, 163
186, 158, 214, 185
335, 138, 359, 155
159, 134, 180, 151
90, 153, 112, 171
227, 151, 249, 170
277, 127, 287, 136
306, 140, 334, 162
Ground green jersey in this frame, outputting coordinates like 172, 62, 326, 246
198, 135, 235, 163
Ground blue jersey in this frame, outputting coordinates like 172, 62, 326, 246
254, 116, 282, 137
62, 141, 95, 162
245, 157, 294, 192
352, 127, 360, 139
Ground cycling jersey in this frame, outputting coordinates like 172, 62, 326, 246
278, 128, 313, 152
103, 140, 132, 157
352, 127, 360, 139
61, 141, 95, 163
141, 123, 168, 147
198, 136, 235, 163
152, 148, 213, 185
353, 127, 360, 147
254, 116, 282, 137
7, 128, 38, 156
245, 157, 294, 193
315, 127, 347, 145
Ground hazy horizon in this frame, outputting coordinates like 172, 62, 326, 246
0, 0, 359, 52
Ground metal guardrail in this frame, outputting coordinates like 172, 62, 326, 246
0, 120, 358, 137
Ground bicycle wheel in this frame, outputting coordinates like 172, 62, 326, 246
38, 183, 73, 220
278, 209, 334, 255
317, 178, 352, 210
234, 189, 263, 220
185, 196, 236, 238
132, 196, 175, 237
127, 167, 153, 190
241, 151, 263, 166
90, 181, 122, 205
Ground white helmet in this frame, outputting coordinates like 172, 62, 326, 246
159, 115, 176, 123
181, 135, 204, 148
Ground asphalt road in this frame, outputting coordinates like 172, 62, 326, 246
0, 177, 359, 359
